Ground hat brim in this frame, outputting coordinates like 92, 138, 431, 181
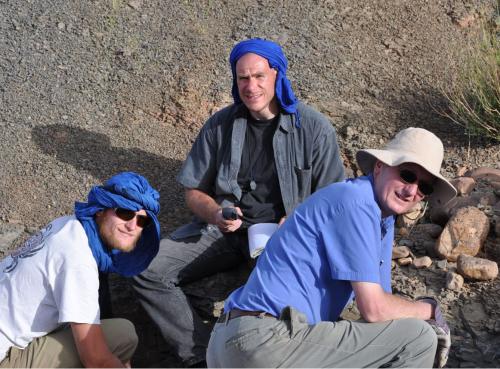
356, 149, 457, 206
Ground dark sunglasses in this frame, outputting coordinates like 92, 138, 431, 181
114, 208, 151, 228
399, 169, 434, 197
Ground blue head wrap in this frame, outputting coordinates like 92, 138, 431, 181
229, 38, 300, 127
74, 172, 160, 277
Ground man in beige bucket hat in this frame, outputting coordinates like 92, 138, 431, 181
207, 127, 456, 368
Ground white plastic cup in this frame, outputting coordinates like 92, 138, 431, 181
248, 223, 279, 258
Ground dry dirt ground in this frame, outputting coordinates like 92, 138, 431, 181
0, 0, 499, 367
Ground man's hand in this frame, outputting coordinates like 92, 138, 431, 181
215, 207, 243, 233
417, 297, 451, 368
278, 216, 287, 226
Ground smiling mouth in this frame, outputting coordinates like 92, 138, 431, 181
245, 93, 262, 100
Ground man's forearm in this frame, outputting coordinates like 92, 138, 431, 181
185, 188, 221, 224
352, 281, 434, 322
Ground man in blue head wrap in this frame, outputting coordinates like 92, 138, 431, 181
133, 38, 345, 367
0, 172, 160, 368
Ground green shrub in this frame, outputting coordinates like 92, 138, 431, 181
441, 19, 499, 141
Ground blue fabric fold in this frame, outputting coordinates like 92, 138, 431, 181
74, 172, 160, 277
229, 38, 300, 127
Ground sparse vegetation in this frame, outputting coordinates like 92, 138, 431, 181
440, 17, 500, 141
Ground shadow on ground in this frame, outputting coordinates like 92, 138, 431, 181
31, 124, 186, 226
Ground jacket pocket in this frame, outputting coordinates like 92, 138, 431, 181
294, 166, 312, 201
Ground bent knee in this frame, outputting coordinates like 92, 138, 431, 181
101, 318, 138, 361
403, 318, 438, 346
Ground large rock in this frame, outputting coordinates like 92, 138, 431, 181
450, 177, 476, 195
457, 254, 498, 280
435, 206, 490, 261
465, 167, 500, 183
414, 223, 443, 239
429, 192, 497, 226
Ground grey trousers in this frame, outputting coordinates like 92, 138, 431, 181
0, 318, 138, 368
133, 226, 248, 366
207, 306, 437, 368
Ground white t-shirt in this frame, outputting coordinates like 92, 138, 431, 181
0, 216, 100, 361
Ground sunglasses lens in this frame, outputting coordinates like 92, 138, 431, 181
115, 208, 136, 221
136, 215, 151, 228
419, 182, 434, 196
114, 208, 151, 228
399, 169, 417, 184
399, 169, 434, 197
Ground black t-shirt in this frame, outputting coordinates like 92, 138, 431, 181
237, 115, 286, 226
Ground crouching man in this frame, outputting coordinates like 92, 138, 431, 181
207, 128, 456, 368
0, 172, 160, 368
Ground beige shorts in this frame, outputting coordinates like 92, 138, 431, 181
0, 318, 138, 368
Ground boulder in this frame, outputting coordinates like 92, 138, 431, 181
465, 167, 500, 183
457, 254, 498, 281
446, 271, 464, 290
450, 177, 476, 195
435, 206, 490, 261
430, 192, 497, 226
392, 246, 411, 259
413, 256, 432, 269
414, 223, 443, 238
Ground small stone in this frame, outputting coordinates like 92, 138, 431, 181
455, 13, 477, 28
437, 259, 448, 270
490, 181, 500, 191
392, 246, 411, 259
457, 166, 468, 176
396, 202, 424, 228
413, 256, 432, 269
398, 227, 409, 237
128, 0, 142, 9
57, 22, 65, 30
446, 272, 464, 291
450, 177, 476, 195
398, 257, 412, 266
457, 254, 498, 281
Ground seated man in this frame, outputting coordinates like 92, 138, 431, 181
133, 38, 345, 366
207, 128, 456, 368
0, 172, 161, 368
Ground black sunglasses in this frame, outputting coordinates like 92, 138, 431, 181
114, 208, 151, 228
399, 169, 434, 197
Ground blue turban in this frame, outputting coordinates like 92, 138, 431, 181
229, 38, 300, 127
75, 172, 160, 277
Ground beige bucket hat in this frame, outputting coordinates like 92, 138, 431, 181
356, 127, 457, 206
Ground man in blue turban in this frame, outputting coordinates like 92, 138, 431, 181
134, 38, 345, 367
0, 172, 160, 368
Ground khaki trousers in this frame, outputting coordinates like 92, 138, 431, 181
0, 318, 138, 368
207, 306, 437, 368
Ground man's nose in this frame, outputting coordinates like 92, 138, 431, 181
403, 183, 420, 198
246, 77, 258, 90
124, 217, 138, 230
